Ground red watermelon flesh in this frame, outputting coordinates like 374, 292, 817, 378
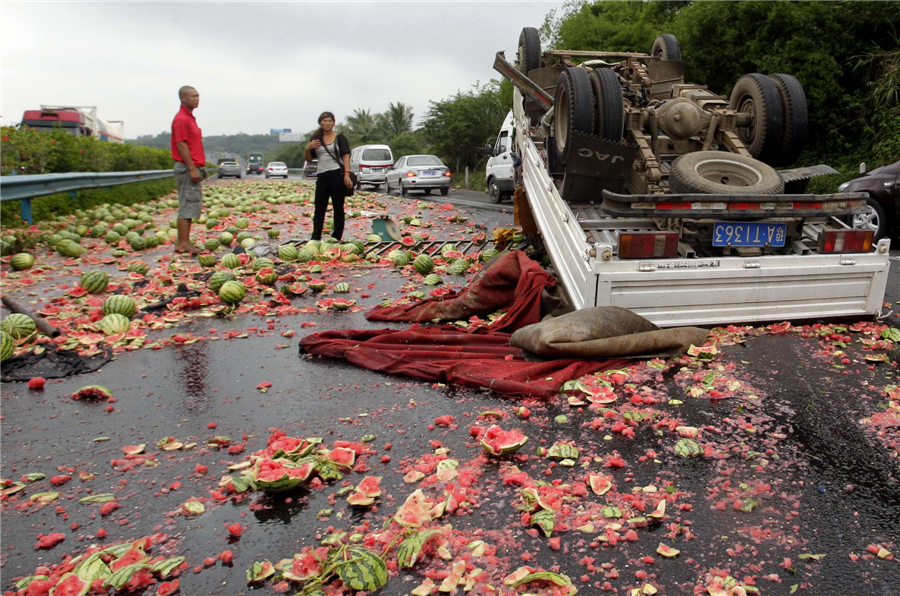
480, 425, 528, 456
156, 579, 180, 596
327, 447, 355, 468
110, 547, 149, 571
24, 578, 55, 596
356, 476, 382, 497
48, 574, 89, 596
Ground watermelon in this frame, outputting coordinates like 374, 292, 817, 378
1, 313, 37, 340
280, 282, 307, 297
255, 267, 278, 286
80, 271, 110, 294
413, 254, 434, 274
143, 235, 160, 249
480, 425, 528, 456
356, 476, 382, 497
338, 548, 388, 592
90, 223, 108, 238
128, 236, 146, 251
295, 248, 314, 263
278, 244, 299, 261
588, 473, 614, 496
218, 231, 234, 246
481, 248, 500, 262
252, 257, 274, 272
126, 261, 149, 275
198, 253, 217, 267
267, 228, 280, 239
674, 438, 702, 458
388, 250, 409, 267
49, 573, 90, 596
218, 281, 245, 305
56, 240, 85, 258
334, 282, 350, 293
656, 543, 681, 558
332, 298, 355, 311
347, 491, 376, 506
366, 234, 382, 243
10, 253, 35, 271
341, 243, 362, 256
1, 331, 13, 361
221, 253, 241, 269
102, 296, 136, 318
235, 218, 250, 229
209, 270, 237, 293
303, 240, 321, 254
204, 238, 220, 251
423, 274, 443, 286
246, 561, 275, 583
98, 314, 131, 335
448, 260, 469, 276
240, 238, 256, 249
110, 547, 150, 571
156, 580, 180, 596
327, 447, 356, 468
104, 231, 122, 245
253, 459, 314, 492
307, 279, 327, 292
547, 443, 579, 460
205, 218, 219, 230
73, 385, 113, 400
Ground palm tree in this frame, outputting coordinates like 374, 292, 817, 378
345, 109, 379, 144
383, 102, 415, 139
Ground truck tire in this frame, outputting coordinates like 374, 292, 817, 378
669, 151, 784, 195
589, 68, 624, 141
770, 74, 808, 167
488, 178, 503, 203
848, 197, 887, 242
518, 27, 541, 74
729, 74, 784, 165
651, 34, 681, 61
554, 67, 595, 165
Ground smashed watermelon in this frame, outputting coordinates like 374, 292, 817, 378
480, 425, 528, 456
253, 458, 314, 492
48, 574, 89, 596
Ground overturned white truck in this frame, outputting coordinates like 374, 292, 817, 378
494, 29, 891, 327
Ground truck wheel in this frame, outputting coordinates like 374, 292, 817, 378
651, 34, 681, 61
518, 27, 541, 74
489, 179, 503, 203
554, 67, 595, 165
729, 74, 784, 165
770, 74, 808, 167
669, 151, 784, 195
848, 197, 887, 242
589, 68, 624, 141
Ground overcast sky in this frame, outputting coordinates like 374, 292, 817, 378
1, 0, 562, 138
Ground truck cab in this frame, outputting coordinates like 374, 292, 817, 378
247, 152, 264, 175
485, 111, 515, 203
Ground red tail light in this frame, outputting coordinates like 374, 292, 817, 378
617, 232, 678, 259
817, 230, 873, 253
405, 171, 416, 177
443, 171, 452, 177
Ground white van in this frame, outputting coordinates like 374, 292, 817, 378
484, 111, 515, 203
350, 144, 394, 189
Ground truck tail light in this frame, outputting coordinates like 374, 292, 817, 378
817, 230, 873, 253
617, 232, 678, 259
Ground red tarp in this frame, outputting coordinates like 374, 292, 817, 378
301, 250, 628, 398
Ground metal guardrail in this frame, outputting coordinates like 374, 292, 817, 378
0, 169, 175, 224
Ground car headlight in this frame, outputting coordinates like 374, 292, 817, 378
838, 182, 850, 192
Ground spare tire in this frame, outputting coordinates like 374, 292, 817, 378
553, 67, 595, 164
518, 27, 541, 74
589, 68, 624, 141
770, 73, 808, 167
669, 151, 784, 195
651, 34, 681, 61
729, 74, 784, 165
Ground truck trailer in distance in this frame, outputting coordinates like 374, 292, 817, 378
19, 106, 124, 143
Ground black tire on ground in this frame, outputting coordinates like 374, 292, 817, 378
440, 186, 449, 196
729, 73, 784, 165
553, 67, 595, 165
489, 178, 503, 203
669, 151, 784, 195
769, 73, 808, 167
651, 33, 681, 61
848, 197, 888, 242
588, 68, 624, 141
518, 27, 541, 74
424, 188, 432, 195
400, 182, 407, 197
385, 179, 391, 193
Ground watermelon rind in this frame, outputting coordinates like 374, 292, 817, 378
50, 572, 90, 596
220, 253, 241, 269
10, 253, 35, 271
1, 313, 37, 340
413, 254, 434, 274
219, 281, 246, 305
98, 313, 131, 335
338, 547, 388, 592
334, 282, 350, 293
102, 295, 137, 318
80, 271, 110, 294
278, 244, 299, 261
1, 331, 14, 361
480, 425, 528, 456
209, 271, 237, 293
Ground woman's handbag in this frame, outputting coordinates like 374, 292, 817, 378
321, 137, 358, 193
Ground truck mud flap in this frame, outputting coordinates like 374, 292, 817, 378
599, 190, 870, 219
777, 164, 840, 194
561, 132, 640, 203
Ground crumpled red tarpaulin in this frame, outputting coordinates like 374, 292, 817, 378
301, 250, 628, 398
365, 250, 554, 333
300, 326, 626, 399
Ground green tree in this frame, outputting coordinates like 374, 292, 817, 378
345, 109, 381, 145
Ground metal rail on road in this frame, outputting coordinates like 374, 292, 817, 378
0, 169, 175, 224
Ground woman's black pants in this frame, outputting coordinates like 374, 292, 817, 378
312, 169, 345, 241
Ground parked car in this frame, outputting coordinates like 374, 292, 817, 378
264, 162, 289, 179
350, 144, 393, 189
303, 160, 318, 178
839, 160, 899, 241
217, 161, 242, 179
385, 155, 451, 196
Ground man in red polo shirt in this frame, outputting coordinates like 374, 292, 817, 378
171, 85, 206, 254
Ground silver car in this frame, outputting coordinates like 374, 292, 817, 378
265, 162, 289, 179
218, 161, 242, 179
385, 155, 451, 196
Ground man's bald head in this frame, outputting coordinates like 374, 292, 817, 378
179, 86, 196, 100
179, 86, 200, 110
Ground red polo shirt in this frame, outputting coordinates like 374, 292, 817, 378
171, 104, 205, 167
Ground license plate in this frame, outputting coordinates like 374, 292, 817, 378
370, 168, 383, 173
712, 222, 787, 247
423, 170, 437, 176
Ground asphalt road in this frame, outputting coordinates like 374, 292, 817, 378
2, 179, 899, 596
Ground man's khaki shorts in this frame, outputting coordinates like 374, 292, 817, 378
174, 162, 205, 220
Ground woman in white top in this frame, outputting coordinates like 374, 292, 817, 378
304, 112, 352, 240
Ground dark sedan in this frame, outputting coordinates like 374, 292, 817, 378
840, 160, 899, 241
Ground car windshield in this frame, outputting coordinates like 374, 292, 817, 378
362, 149, 392, 161
270, 162, 286, 167
407, 156, 443, 166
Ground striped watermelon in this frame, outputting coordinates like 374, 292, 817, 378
348, 239, 366, 252
1, 313, 36, 340
50, 573, 90, 596
204, 238, 220, 251
388, 250, 409, 267
307, 279, 327, 292
1, 331, 14, 361
252, 258, 274, 272
126, 261, 149, 275
198, 253, 217, 267
218, 231, 234, 246
221, 253, 241, 269
218, 281, 245, 305
102, 295, 137, 318
278, 245, 299, 261
104, 231, 121, 245
253, 458, 314, 492
423, 274, 443, 286
481, 248, 499, 262
547, 443, 579, 459
480, 425, 528, 456
209, 270, 236, 293
205, 218, 219, 230
80, 271, 110, 294
90, 223, 108, 238
235, 218, 250, 229
255, 268, 278, 286
413, 254, 434, 274
267, 229, 280, 239
448, 260, 468, 276
440, 244, 457, 255
56, 240, 85, 258
143, 234, 160, 249
98, 314, 131, 335
303, 240, 321, 254
334, 282, 350, 293
366, 234, 382, 243
10, 253, 34, 271
128, 236, 146, 251
338, 548, 388, 592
